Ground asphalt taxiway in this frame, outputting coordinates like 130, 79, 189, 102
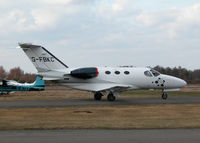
0, 129, 200, 143
0, 96, 200, 108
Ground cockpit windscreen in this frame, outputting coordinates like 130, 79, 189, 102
150, 69, 160, 77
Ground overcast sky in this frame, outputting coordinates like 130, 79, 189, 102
0, 0, 200, 73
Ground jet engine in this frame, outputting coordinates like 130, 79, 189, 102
70, 67, 99, 79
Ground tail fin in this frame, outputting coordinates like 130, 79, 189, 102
19, 43, 68, 72
34, 76, 45, 87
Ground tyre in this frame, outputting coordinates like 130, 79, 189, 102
94, 92, 102, 100
162, 92, 168, 100
107, 93, 116, 101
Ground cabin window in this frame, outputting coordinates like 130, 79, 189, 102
124, 71, 130, 75
105, 71, 111, 75
115, 71, 120, 75
144, 71, 153, 77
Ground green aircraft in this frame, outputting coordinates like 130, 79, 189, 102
0, 76, 45, 95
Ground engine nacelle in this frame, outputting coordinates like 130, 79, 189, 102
70, 67, 99, 79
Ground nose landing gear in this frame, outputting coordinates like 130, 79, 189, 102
162, 92, 168, 100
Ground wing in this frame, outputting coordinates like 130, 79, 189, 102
67, 83, 135, 92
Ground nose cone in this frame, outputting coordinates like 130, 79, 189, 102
162, 75, 187, 89
176, 78, 187, 88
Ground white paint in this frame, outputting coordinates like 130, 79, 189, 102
19, 43, 187, 100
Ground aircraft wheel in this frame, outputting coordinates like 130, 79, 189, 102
107, 92, 116, 101
162, 92, 168, 100
94, 92, 102, 101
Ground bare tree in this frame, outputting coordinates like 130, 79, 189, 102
20, 73, 36, 83
0, 66, 7, 80
7, 67, 24, 81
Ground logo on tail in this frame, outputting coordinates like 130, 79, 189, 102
31, 57, 55, 63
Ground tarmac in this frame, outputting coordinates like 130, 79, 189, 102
0, 96, 200, 108
0, 129, 200, 143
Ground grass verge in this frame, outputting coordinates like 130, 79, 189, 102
0, 87, 200, 101
0, 104, 200, 130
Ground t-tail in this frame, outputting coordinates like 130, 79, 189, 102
19, 43, 68, 73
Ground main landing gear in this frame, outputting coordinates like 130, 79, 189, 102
162, 92, 168, 100
107, 92, 116, 101
94, 92, 116, 101
94, 92, 103, 101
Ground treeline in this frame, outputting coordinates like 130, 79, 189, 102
0, 66, 35, 83
154, 66, 200, 84
0, 66, 200, 84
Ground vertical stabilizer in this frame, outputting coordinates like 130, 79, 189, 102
19, 43, 68, 72
34, 76, 45, 87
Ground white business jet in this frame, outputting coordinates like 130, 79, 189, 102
19, 43, 187, 101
